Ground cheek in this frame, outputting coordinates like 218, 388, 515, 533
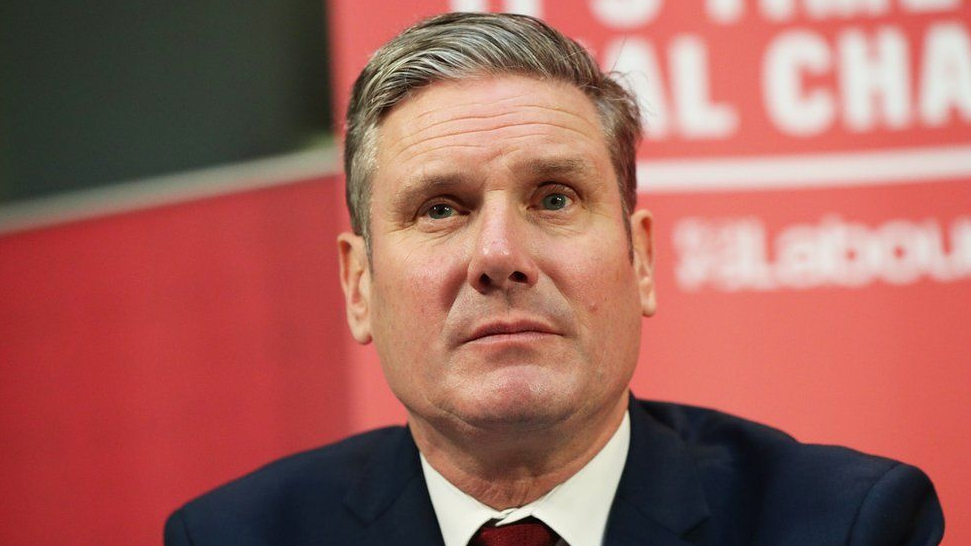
553, 238, 636, 315
372, 245, 463, 334
546, 235, 642, 379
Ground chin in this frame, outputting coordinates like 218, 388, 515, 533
457, 407, 565, 433
451, 372, 576, 431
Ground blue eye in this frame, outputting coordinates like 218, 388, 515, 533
541, 193, 570, 210
427, 203, 454, 219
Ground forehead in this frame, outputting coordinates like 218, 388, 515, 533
372, 75, 611, 185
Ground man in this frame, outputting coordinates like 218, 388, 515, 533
165, 13, 944, 546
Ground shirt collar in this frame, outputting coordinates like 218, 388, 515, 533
420, 411, 631, 546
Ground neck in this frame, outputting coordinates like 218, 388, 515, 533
409, 393, 628, 509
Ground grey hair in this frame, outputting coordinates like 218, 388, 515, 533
344, 12, 641, 246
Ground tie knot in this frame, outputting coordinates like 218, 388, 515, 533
469, 516, 559, 546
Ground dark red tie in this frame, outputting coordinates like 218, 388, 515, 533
469, 517, 560, 546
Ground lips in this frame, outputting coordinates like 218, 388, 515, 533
464, 318, 560, 344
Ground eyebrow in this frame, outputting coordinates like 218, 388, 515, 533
518, 157, 595, 180
389, 157, 596, 215
391, 173, 470, 215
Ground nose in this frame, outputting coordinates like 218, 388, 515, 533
467, 199, 539, 293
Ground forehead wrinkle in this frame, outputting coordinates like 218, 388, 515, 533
404, 110, 532, 144
409, 95, 529, 125
403, 103, 601, 144
406, 81, 568, 122
386, 120, 604, 168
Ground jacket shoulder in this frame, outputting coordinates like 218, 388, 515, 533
165, 426, 407, 546
634, 400, 944, 545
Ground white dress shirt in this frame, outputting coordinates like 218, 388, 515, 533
420, 411, 631, 546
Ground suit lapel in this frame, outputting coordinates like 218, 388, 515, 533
604, 397, 711, 545
343, 427, 446, 546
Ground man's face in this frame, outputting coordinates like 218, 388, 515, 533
339, 75, 656, 433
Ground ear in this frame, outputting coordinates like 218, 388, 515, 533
337, 232, 373, 344
630, 209, 657, 317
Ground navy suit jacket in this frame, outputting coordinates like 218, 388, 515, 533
165, 399, 944, 545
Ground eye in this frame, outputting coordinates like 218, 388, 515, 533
426, 203, 455, 220
540, 193, 571, 211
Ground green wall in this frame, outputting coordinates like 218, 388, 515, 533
1, 0, 332, 202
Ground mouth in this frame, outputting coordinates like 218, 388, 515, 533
464, 318, 560, 344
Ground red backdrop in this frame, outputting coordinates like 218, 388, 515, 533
0, 0, 968, 543
0, 177, 356, 544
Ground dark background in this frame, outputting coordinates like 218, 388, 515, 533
0, 0, 332, 202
